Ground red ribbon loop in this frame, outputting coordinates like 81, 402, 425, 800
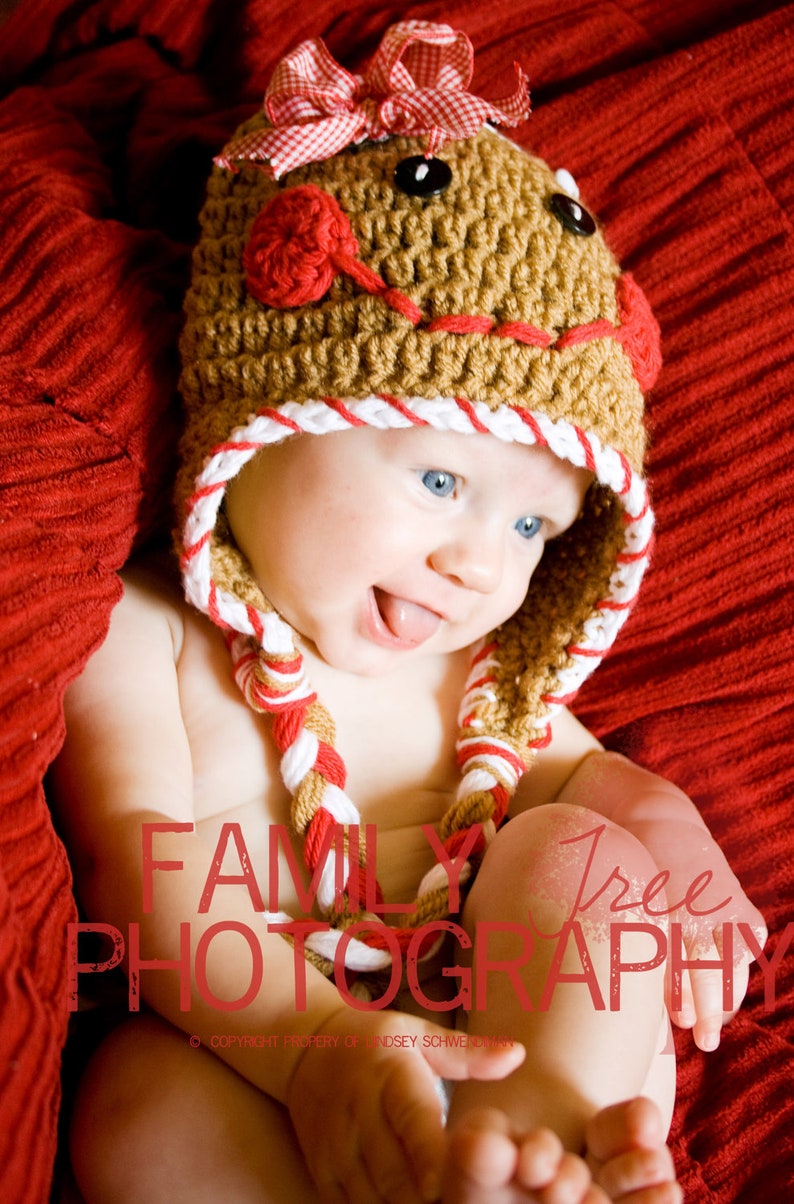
215, 20, 530, 177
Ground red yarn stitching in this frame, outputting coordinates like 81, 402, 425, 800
210, 440, 263, 456
362, 926, 416, 954
554, 318, 615, 349
495, 321, 552, 347
471, 641, 498, 665
615, 450, 633, 496
427, 315, 494, 334
187, 480, 224, 506
540, 690, 578, 705
180, 528, 212, 565
508, 406, 548, 445
207, 581, 223, 627
323, 396, 367, 426
242, 188, 660, 400
574, 427, 597, 473
255, 407, 303, 432
617, 540, 652, 564
333, 250, 422, 325
454, 396, 489, 433
377, 393, 429, 424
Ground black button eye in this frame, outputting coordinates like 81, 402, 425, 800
394, 155, 452, 197
549, 192, 596, 236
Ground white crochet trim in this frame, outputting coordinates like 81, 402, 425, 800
184, 394, 651, 643
183, 393, 653, 968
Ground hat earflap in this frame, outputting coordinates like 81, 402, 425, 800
181, 393, 653, 982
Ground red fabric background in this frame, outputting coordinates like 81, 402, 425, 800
0, 1, 791, 1199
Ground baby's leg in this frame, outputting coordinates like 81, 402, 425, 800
69, 1014, 315, 1203
445, 803, 678, 1201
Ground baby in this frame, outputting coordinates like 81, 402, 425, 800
54, 20, 765, 1204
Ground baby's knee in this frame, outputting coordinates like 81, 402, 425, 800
69, 1017, 171, 1200
70, 1016, 237, 1200
69, 1015, 312, 1203
466, 803, 660, 927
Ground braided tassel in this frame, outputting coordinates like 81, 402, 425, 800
227, 632, 524, 981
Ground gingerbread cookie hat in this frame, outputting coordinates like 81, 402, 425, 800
178, 20, 660, 985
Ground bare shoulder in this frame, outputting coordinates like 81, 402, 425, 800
54, 556, 195, 847
511, 707, 603, 813
106, 555, 187, 658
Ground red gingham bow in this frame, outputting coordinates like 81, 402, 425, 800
215, 20, 531, 177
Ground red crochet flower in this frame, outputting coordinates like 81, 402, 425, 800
243, 184, 359, 308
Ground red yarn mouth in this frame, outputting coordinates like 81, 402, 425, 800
243, 183, 661, 391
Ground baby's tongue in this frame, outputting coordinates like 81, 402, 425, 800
374, 589, 441, 646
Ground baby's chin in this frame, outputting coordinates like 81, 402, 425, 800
300, 629, 489, 685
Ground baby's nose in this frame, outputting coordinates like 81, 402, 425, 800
429, 528, 505, 593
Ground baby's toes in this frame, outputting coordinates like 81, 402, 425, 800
584, 1099, 681, 1202
514, 1127, 565, 1190
444, 1108, 518, 1200
510, 1129, 608, 1204
585, 1097, 665, 1168
593, 1146, 682, 1203
522, 1145, 605, 1204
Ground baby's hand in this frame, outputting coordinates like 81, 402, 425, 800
286, 1007, 524, 1203
633, 818, 767, 1051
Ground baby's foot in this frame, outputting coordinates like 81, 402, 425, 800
586, 1098, 683, 1202
443, 1107, 607, 1203
442, 1098, 682, 1203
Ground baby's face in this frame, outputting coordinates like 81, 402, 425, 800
225, 426, 591, 677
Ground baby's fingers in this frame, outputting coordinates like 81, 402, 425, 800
419, 1031, 525, 1085
674, 924, 754, 1051
688, 962, 731, 1051
375, 1056, 448, 1202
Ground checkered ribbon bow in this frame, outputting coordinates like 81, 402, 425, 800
215, 20, 531, 177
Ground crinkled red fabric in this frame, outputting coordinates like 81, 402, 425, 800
1, 1, 792, 1199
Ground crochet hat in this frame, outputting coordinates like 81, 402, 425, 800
177, 20, 660, 984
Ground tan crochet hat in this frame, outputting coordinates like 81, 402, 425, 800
178, 20, 660, 983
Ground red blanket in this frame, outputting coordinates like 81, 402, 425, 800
1, 1, 792, 1199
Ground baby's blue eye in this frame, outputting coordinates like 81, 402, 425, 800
422, 470, 456, 497
515, 516, 542, 540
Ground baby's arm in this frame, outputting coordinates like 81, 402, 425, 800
521, 717, 766, 1051
53, 567, 521, 1202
